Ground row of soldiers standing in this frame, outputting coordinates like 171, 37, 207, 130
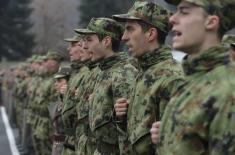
1, 0, 235, 155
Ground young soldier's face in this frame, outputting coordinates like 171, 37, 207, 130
69, 40, 83, 62
45, 59, 59, 73
169, 1, 209, 54
55, 78, 67, 93
84, 34, 106, 62
122, 21, 149, 58
67, 41, 78, 53
80, 38, 92, 62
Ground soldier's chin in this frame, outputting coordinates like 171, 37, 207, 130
172, 42, 183, 51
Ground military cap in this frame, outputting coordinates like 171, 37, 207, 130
54, 66, 72, 79
64, 34, 83, 42
222, 34, 235, 48
44, 50, 64, 62
165, 0, 235, 32
26, 55, 39, 63
18, 63, 28, 70
34, 55, 44, 63
74, 17, 124, 40
113, 1, 171, 33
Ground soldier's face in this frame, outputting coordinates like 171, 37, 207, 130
55, 78, 67, 93
69, 41, 83, 62
38, 62, 45, 75
122, 21, 150, 58
67, 41, 79, 53
169, 1, 209, 54
84, 34, 106, 62
80, 38, 92, 62
45, 59, 59, 73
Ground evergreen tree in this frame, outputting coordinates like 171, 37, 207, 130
0, 0, 35, 60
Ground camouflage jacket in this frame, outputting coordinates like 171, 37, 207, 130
75, 61, 100, 137
127, 45, 184, 145
34, 76, 57, 117
75, 61, 100, 153
89, 52, 138, 146
158, 45, 235, 155
26, 75, 43, 124
62, 62, 89, 136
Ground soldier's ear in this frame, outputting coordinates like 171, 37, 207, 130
102, 36, 112, 48
147, 27, 157, 42
205, 15, 219, 31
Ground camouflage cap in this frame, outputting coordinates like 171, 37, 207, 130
165, 0, 235, 32
113, 1, 171, 33
222, 34, 235, 48
27, 55, 39, 63
64, 34, 82, 42
18, 63, 28, 70
54, 66, 72, 79
74, 17, 124, 40
44, 50, 64, 62
34, 55, 44, 63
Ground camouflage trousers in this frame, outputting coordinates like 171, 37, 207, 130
33, 117, 53, 155
52, 142, 64, 155
62, 136, 76, 155
75, 135, 96, 155
131, 134, 155, 155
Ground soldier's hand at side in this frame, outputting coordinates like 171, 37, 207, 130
60, 84, 68, 95
114, 98, 129, 119
150, 121, 161, 144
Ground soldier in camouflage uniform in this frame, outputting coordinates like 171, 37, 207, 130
50, 67, 72, 155
64, 28, 98, 155
151, 0, 235, 154
222, 35, 235, 61
61, 34, 89, 155
73, 20, 104, 155
113, 1, 183, 154
26, 55, 44, 155
20, 56, 41, 155
75, 17, 138, 155
33, 51, 63, 155
12, 63, 29, 150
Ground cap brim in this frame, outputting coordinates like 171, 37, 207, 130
165, 0, 180, 5
231, 43, 235, 48
64, 38, 79, 42
113, 14, 141, 22
54, 74, 66, 79
74, 28, 96, 34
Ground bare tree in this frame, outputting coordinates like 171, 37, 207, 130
30, 0, 79, 54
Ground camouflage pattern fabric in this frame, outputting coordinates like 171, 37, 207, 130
158, 46, 235, 155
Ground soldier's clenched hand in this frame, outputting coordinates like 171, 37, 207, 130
150, 121, 161, 144
114, 98, 129, 118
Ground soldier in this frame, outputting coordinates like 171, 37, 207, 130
50, 66, 72, 155
73, 21, 103, 155
33, 51, 63, 155
26, 55, 46, 155
75, 17, 138, 155
12, 63, 30, 152
19, 55, 41, 155
61, 34, 89, 155
112, 1, 183, 154
151, 0, 235, 155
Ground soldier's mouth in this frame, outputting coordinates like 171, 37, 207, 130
172, 30, 182, 40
